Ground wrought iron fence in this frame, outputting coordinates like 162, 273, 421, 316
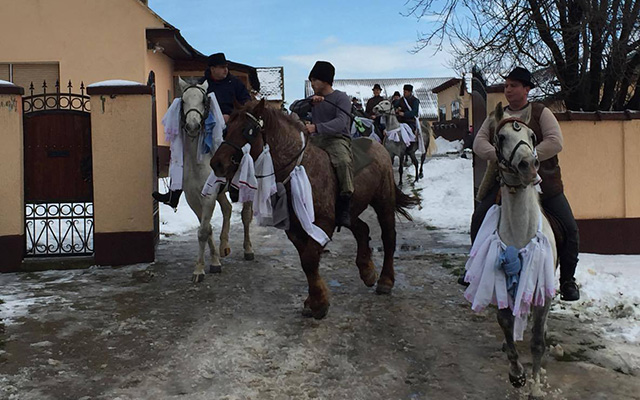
23, 80, 90, 113
25, 202, 94, 257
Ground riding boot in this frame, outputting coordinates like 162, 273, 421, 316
336, 194, 352, 228
152, 189, 182, 208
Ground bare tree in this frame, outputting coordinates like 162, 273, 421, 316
404, 0, 640, 111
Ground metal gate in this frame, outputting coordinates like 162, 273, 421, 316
23, 81, 93, 257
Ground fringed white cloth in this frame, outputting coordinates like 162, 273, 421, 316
253, 145, 277, 226
163, 98, 184, 191
415, 117, 426, 154
463, 205, 556, 341
201, 171, 226, 197
386, 123, 415, 146
289, 166, 330, 246
230, 144, 258, 203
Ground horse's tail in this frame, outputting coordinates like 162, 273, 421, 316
394, 185, 421, 221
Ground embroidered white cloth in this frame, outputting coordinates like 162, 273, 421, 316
253, 145, 277, 225
201, 171, 226, 197
386, 123, 415, 146
289, 166, 330, 246
205, 92, 225, 158
163, 98, 182, 142
463, 205, 556, 341
415, 117, 426, 154
231, 144, 258, 203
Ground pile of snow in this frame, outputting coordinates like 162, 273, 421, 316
433, 137, 463, 155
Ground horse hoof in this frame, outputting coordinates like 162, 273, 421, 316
209, 265, 222, 274
221, 248, 231, 258
376, 283, 393, 295
312, 304, 329, 320
192, 273, 205, 283
360, 269, 377, 287
509, 371, 527, 388
244, 252, 255, 261
302, 305, 313, 318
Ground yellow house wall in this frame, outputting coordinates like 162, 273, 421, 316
90, 93, 154, 233
487, 92, 507, 115
0, 0, 165, 87
559, 120, 628, 219
0, 93, 23, 236
436, 85, 472, 121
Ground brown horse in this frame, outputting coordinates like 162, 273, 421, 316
210, 99, 419, 319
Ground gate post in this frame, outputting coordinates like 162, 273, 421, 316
0, 82, 25, 272
87, 81, 155, 266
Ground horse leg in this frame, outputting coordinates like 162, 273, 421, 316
409, 151, 419, 182
497, 308, 526, 388
529, 302, 551, 399
217, 192, 232, 257
398, 154, 404, 186
287, 231, 329, 319
193, 214, 213, 283
372, 201, 396, 294
242, 201, 254, 260
350, 218, 377, 287
200, 200, 222, 277
419, 153, 426, 179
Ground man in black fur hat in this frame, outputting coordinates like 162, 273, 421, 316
396, 84, 420, 132
305, 61, 354, 228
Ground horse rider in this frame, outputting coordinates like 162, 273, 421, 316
396, 84, 420, 133
390, 91, 401, 109
153, 52, 251, 208
351, 97, 366, 117
304, 61, 354, 228
366, 83, 385, 132
469, 66, 581, 301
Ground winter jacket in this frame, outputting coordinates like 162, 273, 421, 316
199, 69, 251, 116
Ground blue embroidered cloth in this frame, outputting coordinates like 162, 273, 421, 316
203, 110, 216, 154
500, 246, 522, 298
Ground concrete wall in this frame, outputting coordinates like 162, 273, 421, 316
0, 86, 25, 271
560, 118, 640, 220
88, 83, 155, 265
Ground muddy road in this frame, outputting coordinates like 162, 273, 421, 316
1, 209, 638, 400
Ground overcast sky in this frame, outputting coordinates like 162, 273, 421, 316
148, 0, 457, 104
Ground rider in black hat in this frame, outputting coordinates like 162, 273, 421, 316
305, 61, 354, 228
469, 66, 581, 301
153, 52, 251, 208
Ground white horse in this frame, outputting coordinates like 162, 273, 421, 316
372, 100, 435, 185
467, 102, 558, 399
178, 77, 254, 283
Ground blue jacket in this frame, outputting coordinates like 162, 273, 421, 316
200, 69, 251, 115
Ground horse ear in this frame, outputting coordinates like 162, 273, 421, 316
495, 102, 504, 122
253, 98, 266, 117
178, 76, 189, 93
199, 80, 209, 92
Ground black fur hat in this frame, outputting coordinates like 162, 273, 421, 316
308, 61, 335, 85
403, 84, 413, 92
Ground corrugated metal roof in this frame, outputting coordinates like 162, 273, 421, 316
305, 77, 454, 119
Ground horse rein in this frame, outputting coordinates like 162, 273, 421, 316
220, 110, 309, 181
493, 118, 538, 190
181, 85, 211, 140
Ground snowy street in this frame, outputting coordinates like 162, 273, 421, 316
1, 143, 639, 400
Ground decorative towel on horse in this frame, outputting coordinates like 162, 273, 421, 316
384, 121, 415, 147
230, 144, 258, 203
463, 204, 556, 341
162, 92, 225, 191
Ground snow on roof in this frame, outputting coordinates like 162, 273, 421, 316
305, 77, 454, 119
87, 80, 145, 87
257, 67, 284, 101
0, 79, 16, 86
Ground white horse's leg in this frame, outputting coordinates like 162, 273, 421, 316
204, 198, 222, 274
242, 201, 254, 260
217, 192, 232, 257
497, 308, 526, 388
192, 200, 215, 283
529, 302, 551, 400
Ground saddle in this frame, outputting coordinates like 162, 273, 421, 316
351, 137, 375, 174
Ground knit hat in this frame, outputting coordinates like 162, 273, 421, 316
207, 53, 228, 67
308, 61, 335, 85
403, 84, 413, 92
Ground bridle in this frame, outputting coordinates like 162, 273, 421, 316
493, 118, 538, 190
220, 110, 308, 181
181, 85, 211, 140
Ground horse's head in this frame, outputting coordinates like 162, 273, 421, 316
491, 102, 539, 186
373, 100, 393, 116
179, 77, 209, 137
211, 98, 267, 179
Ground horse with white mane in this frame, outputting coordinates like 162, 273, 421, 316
176, 77, 254, 282
464, 102, 558, 399
372, 100, 436, 185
